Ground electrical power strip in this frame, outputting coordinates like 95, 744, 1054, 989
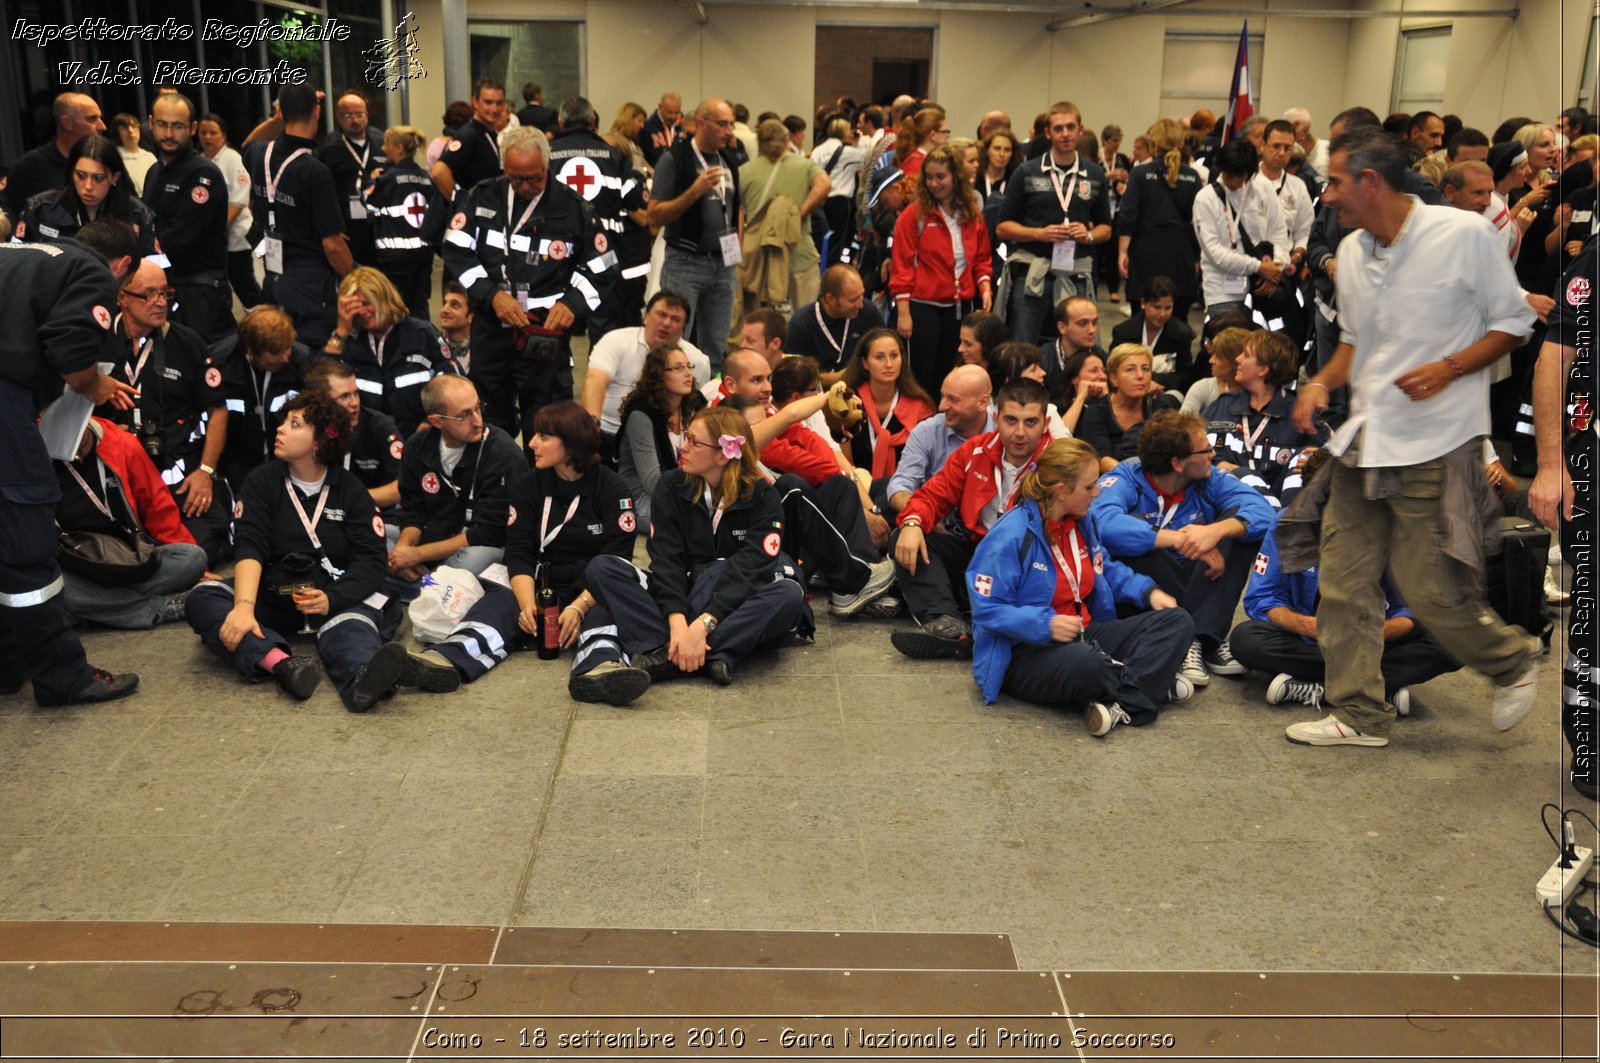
1536, 845, 1594, 907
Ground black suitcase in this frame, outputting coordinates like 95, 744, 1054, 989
1486, 517, 1553, 648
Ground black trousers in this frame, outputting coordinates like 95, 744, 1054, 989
171, 274, 236, 343
0, 381, 93, 701
572, 555, 810, 677
173, 478, 235, 567
907, 299, 968, 400
774, 473, 876, 596
1120, 538, 1255, 644
1228, 620, 1460, 698
381, 259, 434, 322
265, 263, 339, 351
470, 318, 574, 442
227, 250, 265, 310
892, 525, 977, 622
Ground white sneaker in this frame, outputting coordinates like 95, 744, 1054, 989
1546, 567, 1571, 606
1167, 675, 1194, 704
1491, 657, 1540, 731
1266, 673, 1324, 707
829, 558, 897, 617
1285, 713, 1389, 747
1391, 686, 1411, 717
1180, 640, 1210, 688
1084, 701, 1131, 737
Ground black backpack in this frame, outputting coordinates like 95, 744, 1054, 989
1487, 517, 1553, 648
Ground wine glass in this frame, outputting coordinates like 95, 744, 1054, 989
291, 580, 317, 635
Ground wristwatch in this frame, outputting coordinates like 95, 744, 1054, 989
699, 613, 718, 634
199, 463, 215, 477
869, 505, 882, 515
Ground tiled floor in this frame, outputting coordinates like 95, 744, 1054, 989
0, 599, 1594, 979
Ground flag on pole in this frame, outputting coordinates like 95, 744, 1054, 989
1221, 21, 1254, 145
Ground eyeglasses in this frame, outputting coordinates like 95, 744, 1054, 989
151, 120, 188, 133
72, 169, 110, 184
123, 287, 176, 303
337, 111, 368, 120
435, 402, 486, 423
1186, 445, 1217, 457
505, 172, 544, 187
663, 363, 694, 374
680, 435, 717, 452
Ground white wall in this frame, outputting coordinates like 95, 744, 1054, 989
399, 0, 1581, 147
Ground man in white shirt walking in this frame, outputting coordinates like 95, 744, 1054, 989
1290, 127, 1541, 748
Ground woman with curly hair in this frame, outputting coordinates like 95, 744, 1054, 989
618, 343, 708, 526
1116, 118, 1203, 318
567, 405, 813, 704
889, 145, 993, 395
956, 311, 1007, 370
185, 392, 438, 713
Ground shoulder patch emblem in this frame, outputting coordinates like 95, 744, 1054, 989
507, 504, 517, 526
191, 185, 209, 205
389, 437, 404, 460
973, 573, 993, 597
447, 139, 462, 152
1568, 275, 1591, 307
762, 531, 781, 557
92, 305, 112, 330
619, 511, 636, 533
449, 212, 467, 230
1254, 552, 1270, 575
372, 515, 385, 537
204, 367, 222, 389
547, 239, 568, 260
421, 471, 440, 494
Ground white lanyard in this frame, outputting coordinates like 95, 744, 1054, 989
1048, 163, 1081, 220
249, 366, 274, 441
704, 485, 727, 535
540, 495, 581, 551
1239, 412, 1270, 455
285, 479, 331, 555
1155, 493, 1182, 529
368, 327, 392, 368
65, 460, 117, 524
125, 335, 153, 388
1049, 526, 1087, 619
691, 143, 733, 229
503, 184, 541, 286
263, 142, 311, 231
1221, 187, 1247, 251
342, 136, 371, 190
865, 390, 898, 449
814, 303, 851, 358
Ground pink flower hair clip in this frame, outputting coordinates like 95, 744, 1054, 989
718, 433, 745, 460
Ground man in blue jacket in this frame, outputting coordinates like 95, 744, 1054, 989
1231, 487, 1459, 712
1089, 409, 1277, 690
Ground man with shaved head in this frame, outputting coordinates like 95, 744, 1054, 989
4, 92, 106, 218
886, 363, 994, 513
785, 264, 886, 372
648, 97, 743, 367
640, 92, 685, 168
977, 110, 1012, 141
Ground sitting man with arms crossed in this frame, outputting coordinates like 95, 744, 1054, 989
389, 375, 521, 581
1090, 408, 1277, 690
890, 379, 1053, 659
1230, 449, 1460, 713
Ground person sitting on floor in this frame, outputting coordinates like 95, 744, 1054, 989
185, 392, 435, 712
55, 418, 207, 630
1089, 408, 1276, 691
1230, 451, 1461, 713
418, 400, 638, 685
889, 378, 1054, 660
566, 405, 814, 704
968, 438, 1194, 737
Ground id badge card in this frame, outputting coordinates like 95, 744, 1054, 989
1051, 238, 1076, 272
258, 236, 285, 275
719, 231, 743, 268
1222, 272, 1249, 296
514, 286, 531, 307
348, 196, 368, 221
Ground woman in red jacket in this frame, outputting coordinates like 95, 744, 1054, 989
890, 146, 993, 397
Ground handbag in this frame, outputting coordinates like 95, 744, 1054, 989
54, 459, 161, 587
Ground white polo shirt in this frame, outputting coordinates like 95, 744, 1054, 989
588, 326, 711, 435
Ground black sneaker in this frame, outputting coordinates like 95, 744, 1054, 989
340, 641, 407, 713
705, 658, 733, 686
569, 660, 651, 706
154, 592, 189, 625
398, 649, 462, 693
630, 647, 679, 682
890, 614, 973, 659
272, 655, 322, 701
35, 667, 140, 707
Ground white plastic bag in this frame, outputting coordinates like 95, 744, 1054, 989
408, 565, 486, 643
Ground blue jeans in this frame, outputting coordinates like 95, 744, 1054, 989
1004, 266, 1092, 346
62, 542, 207, 629
660, 247, 735, 371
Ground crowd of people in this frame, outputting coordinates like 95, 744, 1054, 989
0, 79, 1591, 794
